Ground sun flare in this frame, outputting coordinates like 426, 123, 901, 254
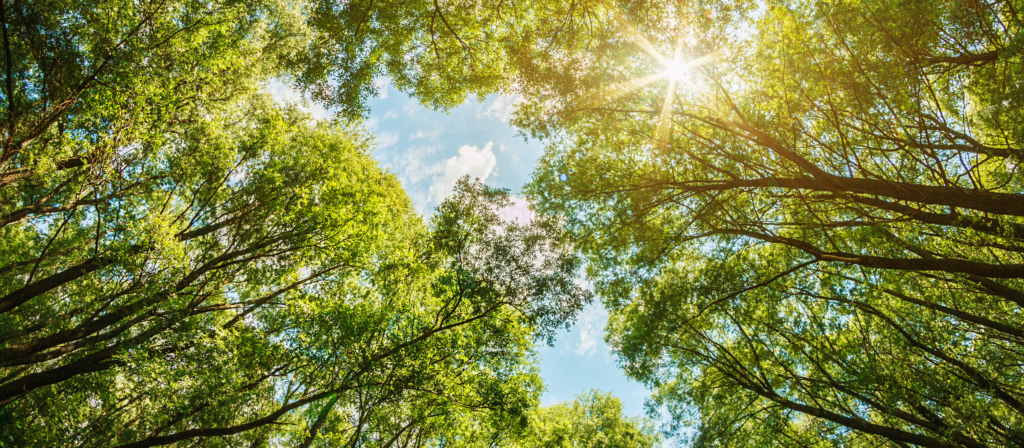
598, 13, 719, 150
663, 60, 690, 82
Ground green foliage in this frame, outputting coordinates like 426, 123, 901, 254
511, 0, 1024, 446
0, 0, 596, 446
511, 390, 662, 448
415, 389, 661, 448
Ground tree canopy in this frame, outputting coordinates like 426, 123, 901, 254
0, 0, 594, 445
512, 0, 1024, 446
509, 390, 661, 448
5, 0, 1024, 446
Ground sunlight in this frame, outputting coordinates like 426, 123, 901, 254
577, 73, 664, 109
598, 11, 719, 151
663, 59, 689, 82
662, 55, 712, 86
654, 38, 686, 152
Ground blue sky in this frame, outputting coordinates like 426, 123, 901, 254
269, 79, 651, 416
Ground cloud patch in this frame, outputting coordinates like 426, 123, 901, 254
574, 303, 608, 357
266, 79, 330, 120
409, 130, 434, 141
403, 100, 421, 116
373, 77, 389, 99
375, 132, 399, 149
429, 142, 497, 203
482, 95, 523, 122
497, 196, 535, 224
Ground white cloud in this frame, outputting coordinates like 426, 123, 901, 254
497, 196, 535, 224
228, 167, 247, 185
266, 79, 330, 120
375, 145, 442, 214
409, 130, 434, 141
429, 142, 496, 203
574, 303, 608, 357
383, 109, 399, 120
373, 77, 389, 99
267, 79, 299, 103
375, 132, 399, 149
376, 145, 438, 183
400, 146, 442, 184
364, 117, 379, 131
481, 95, 523, 122
573, 276, 593, 290
403, 100, 421, 116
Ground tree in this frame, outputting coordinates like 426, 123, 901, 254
399, 389, 661, 448
270, 178, 590, 448
512, 0, 1024, 446
0, 0, 594, 444
512, 390, 661, 448
0, 115, 589, 446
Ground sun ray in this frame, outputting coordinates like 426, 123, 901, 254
654, 79, 676, 152
613, 11, 670, 66
575, 73, 664, 110
575, 10, 721, 152
655, 37, 686, 152
663, 54, 713, 82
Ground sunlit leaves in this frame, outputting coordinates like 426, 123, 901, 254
515, 0, 1024, 446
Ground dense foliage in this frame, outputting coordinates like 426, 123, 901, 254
511, 0, 1024, 446
5, 0, 1017, 445
510, 390, 661, 448
0, 0, 600, 445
